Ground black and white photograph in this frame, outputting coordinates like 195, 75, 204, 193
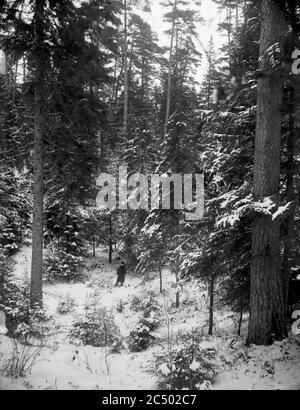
0, 0, 300, 392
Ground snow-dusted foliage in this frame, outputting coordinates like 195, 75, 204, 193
44, 251, 85, 282
128, 293, 161, 352
155, 331, 217, 390
70, 306, 120, 348
0, 167, 31, 255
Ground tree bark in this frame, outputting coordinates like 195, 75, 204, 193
109, 215, 113, 264
31, 0, 46, 308
238, 297, 243, 336
248, 0, 288, 345
158, 263, 163, 294
164, 0, 177, 138
226, 6, 232, 73
208, 274, 215, 336
282, 87, 295, 318
123, 0, 128, 137
0, 52, 7, 153
235, 0, 239, 32
174, 259, 180, 308
92, 234, 96, 258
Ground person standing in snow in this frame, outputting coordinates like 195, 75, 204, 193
115, 261, 126, 287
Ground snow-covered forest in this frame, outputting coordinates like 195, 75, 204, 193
0, 0, 300, 391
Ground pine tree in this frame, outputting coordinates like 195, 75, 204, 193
201, 36, 220, 109
161, 0, 202, 137
30, 0, 47, 307
248, 0, 289, 345
0, 0, 121, 306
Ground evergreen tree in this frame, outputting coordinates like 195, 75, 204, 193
248, 0, 289, 345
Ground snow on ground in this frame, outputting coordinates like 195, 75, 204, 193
0, 246, 300, 390
0, 248, 163, 390
214, 337, 300, 390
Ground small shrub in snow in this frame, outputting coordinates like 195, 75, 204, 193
127, 321, 155, 352
1, 323, 45, 378
116, 299, 124, 313
262, 360, 275, 375
128, 293, 161, 352
1, 279, 49, 338
0, 224, 21, 255
2, 337, 44, 378
155, 336, 217, 390
140, 314, 160, 332
0, 247, 12, 306
130, 293, 160, 317
129, 295, 143, 311
70, 307, 119, 347
57, 294, 76, 314
109, 336, 127, 354
127, 314, 160, 352
44, 251, 85, 282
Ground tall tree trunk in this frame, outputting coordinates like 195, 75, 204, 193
109, 215, 113, 264
158, 263, 163, 294
227, 6, 232, 73
19, 220, 23, 243
92, 235, 96, 258
0, 50, 7, 154
114, 62, 124, 104
248, 0, 288, 345
238, 296, 243, 336
235, 0, 239, 32
208, 274, 215, 336
164, 0, 177, 138
123, 0, 128, 137
174, 258, 180, 308
112, 55, 118, 101
65, 214, 70, 254
141, 56, 145, 100
282, 87, 295, 318
206, 38, 213, 109
31, 0, 46, 308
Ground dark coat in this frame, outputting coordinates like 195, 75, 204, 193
116, 265, 126, 282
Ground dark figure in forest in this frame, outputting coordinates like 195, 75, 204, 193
115, 261, 126, 287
